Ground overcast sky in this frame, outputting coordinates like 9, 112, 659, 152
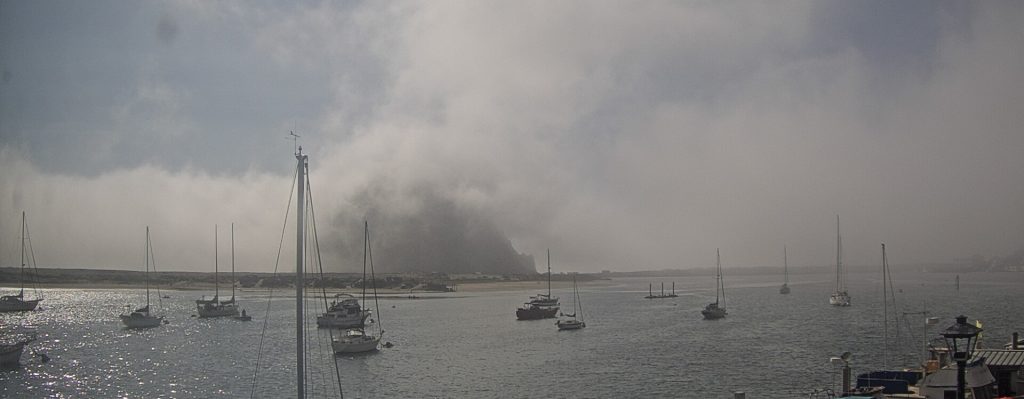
1, 1, 1022, 273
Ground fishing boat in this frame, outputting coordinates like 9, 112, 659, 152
316, 294, 370, 328
829, 215, 851, 306
120, 226, 165, 328
556, 273, 586, 330
195, 225, 239, 318
516, 249, 560, 320
779, 245, 791, 295
331, 221, 384, 354
0, 212, 43, 312
701, 249, 727, 320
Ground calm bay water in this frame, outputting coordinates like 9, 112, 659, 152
2, 271, 1022, 398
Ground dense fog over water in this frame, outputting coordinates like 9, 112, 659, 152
1, 2, 1023, 272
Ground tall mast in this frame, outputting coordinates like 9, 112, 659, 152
19, 211, 25, 297
882, 243, 888, 368
145, 226, 151, 308
715, 248, 721, 305
295, 147, 307, 399
214, 224, 219, 298
362, 221, 368, 318
784, 245, 789, 284
231, 223, 235, 300
546, 249, 551, 297
836, 215, 841, 292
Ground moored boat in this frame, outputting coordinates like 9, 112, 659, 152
701, 249, 727, 320
516, 249, 560, 320
1, 212, 43, 312
120, 226, 165, 329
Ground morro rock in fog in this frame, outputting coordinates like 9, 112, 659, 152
328, 187, 536, 274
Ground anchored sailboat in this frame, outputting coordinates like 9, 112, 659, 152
829, 215, 851, 306
0, 212, 43, 312
331, 221, 384, 354
556, 273, 585, 330
779, 245, 791, 295
196, 225, 239, 318
120, 226, 165, 328
701, 249, 727, 320
516, 249, 560, 320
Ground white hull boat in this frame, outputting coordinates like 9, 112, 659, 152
332, 330, 380, 354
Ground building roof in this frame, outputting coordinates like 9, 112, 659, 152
971, 349, 1024, 367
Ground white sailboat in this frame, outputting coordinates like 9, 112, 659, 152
332, 221, 383, 354
829, 215, 851, 306
701, 249, 727, 320
0, 212, 43, 312
196, 225, 239, 318
120, 226, 165, 328
779, 245, 791, 295
556, 273, 585, 330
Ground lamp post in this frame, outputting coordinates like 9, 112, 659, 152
941, 315, 982, 399
829, 352, 852, 395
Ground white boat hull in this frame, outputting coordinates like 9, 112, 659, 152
332, 334, 380, 354
120, 314, 164, 328
197, 303, 239, 318
556, 320, 585, 330
829, 292, 851, 306
316, 311, 370, 328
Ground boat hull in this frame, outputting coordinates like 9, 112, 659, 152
120, 314, 164, 328
556, 320, 585, 330
0, 298, 41, 312
779, 284, 790, 295
316, 311, 371, 328
829, 292, 851, 306
0, 343, 26, 368
196, 303, 239, 318
332, 335, 380, 354
516, 306, 559, 320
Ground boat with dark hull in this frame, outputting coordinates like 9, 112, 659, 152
701, 249, 727, 320
516, 249, 559, 320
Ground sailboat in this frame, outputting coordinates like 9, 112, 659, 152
120, 226, 165, 328
829, 215, 851, 306
556, 273, 585, 330
1, 212, 43, 312
701, 249, 727, 320
196, 225, 239, 318
331, 221, 383, 354
779, 245, 791, 294
516, 249, 560, 320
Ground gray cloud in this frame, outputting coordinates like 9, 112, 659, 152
1, 1, 1022, 272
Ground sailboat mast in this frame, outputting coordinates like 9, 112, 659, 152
784, 245, 789, 285
715, 248, 721, 305
295, 148, 307, 399
882, 243, 888, 368
836, 215, 841, 291
19, 211, 25, 296
546, 249, 551, 297
146, 226, 151, 308
214, 224, 219, 298
231, 223, 235, 300
362, 221, 368, 312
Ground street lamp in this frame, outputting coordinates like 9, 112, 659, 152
829, 352, 852, 395
941, 315, 982, 399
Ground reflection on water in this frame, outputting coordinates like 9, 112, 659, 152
1, 271, 1022, 397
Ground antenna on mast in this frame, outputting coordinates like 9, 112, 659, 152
286, 131, 301, 154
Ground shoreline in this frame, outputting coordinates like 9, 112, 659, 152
1, 278, 616, 294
